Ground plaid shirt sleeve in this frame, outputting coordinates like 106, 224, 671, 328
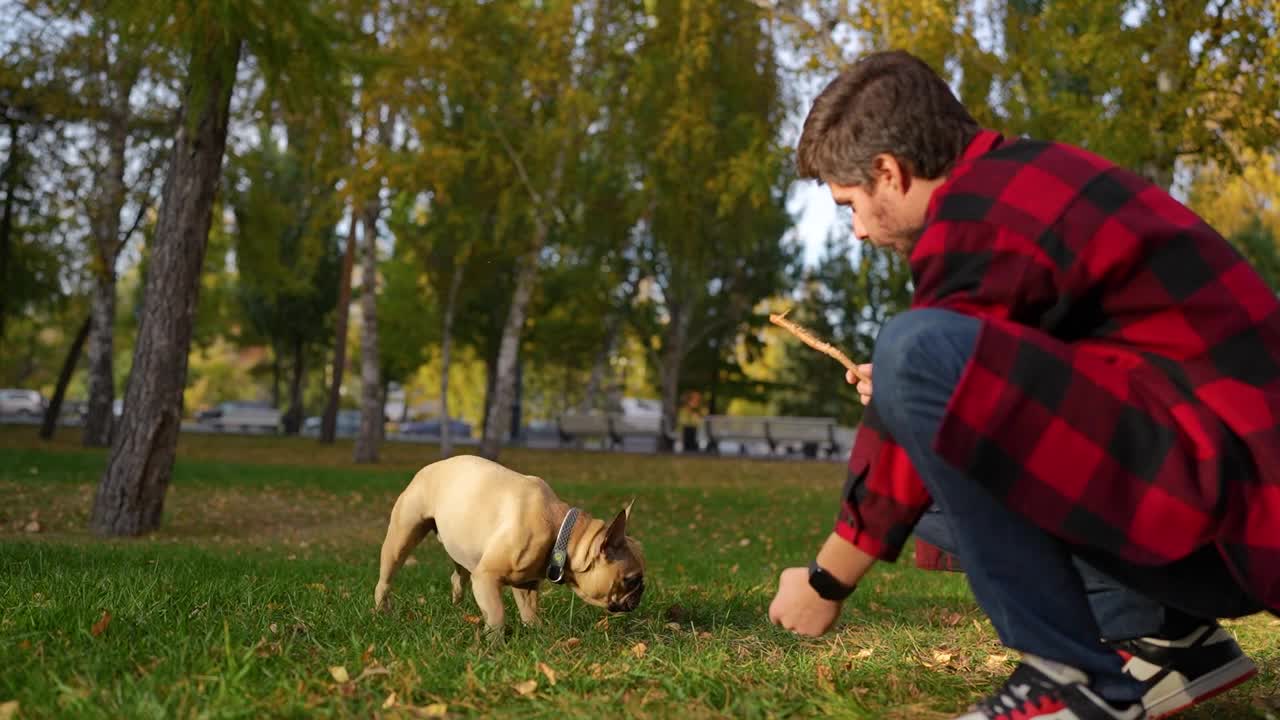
835, 218, 1059, 560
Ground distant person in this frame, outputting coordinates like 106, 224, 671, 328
768, 49, 1278, 720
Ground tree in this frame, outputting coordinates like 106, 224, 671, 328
229, 120, 343, 433
631, 0, 798, 447
91, 0, 347, 536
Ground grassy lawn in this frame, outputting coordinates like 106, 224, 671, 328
1, 427, 1276, 719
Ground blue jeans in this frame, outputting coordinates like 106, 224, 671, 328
871, 309, 1259, 703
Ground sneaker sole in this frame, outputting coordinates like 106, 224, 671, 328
1144, 654, 1258, 719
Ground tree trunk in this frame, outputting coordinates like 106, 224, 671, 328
657, 306, 692, 453
321, 215, 358, 443
438, 256, 465, 457
354, 204, 382, 463
284, 337, 304, 434
479, 246, 540, 460
270, 343, 282, 408
40, 314, 92, 440
90, 33, 242, 537
82, 63, 137, 447
0, 120, 18, 347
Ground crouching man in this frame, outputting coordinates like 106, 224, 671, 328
769, 49, 1278, 720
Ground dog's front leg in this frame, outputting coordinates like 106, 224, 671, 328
451, 563, 471, 605
512, 585, 540, 627
470, 573, 505, 635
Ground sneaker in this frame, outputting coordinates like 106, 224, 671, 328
954, 655, 1146, 719
1112, 623, 1258, 719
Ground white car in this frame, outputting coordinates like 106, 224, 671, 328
0, 389, 45, 416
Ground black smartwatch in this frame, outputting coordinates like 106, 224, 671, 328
808, 560, 857, 601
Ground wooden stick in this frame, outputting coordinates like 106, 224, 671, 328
768, 309, 868, 382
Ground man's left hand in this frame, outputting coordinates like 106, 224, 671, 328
768, 566, 842, 636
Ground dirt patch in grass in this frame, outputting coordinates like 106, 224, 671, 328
0, 480, 395, 552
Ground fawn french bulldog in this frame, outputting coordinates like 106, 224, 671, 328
373, 455, 645, 633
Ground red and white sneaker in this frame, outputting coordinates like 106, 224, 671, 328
953, 655, 1146, 720
1112, 623, 1257, 719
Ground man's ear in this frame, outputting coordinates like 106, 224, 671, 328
872, 153, 909, 194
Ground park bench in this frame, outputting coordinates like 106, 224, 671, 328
703, 415, 854, 457
557, 412, 615, 448
558, 411, 675, 450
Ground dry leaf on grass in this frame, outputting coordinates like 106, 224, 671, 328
556, 637, 582, 650
23, 520, 40, 533
416, 704, 448, 718
855, 648, 874, 659
594, 617, 610, 630
512, 680, 538, 697
0, 700, 17, 720
91, 610, 111, 637
355, 664, 390, 682
462, 615, 483, 625
815, 664, 834, 690
537, 662, 557, 686
984, 653, 1009, 669
630, 642, 647, 658
404, 556, 418, 566
382, 692, 398, 709
328, 666, 350, 683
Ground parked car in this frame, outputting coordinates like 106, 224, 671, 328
399, 418, 472, 439
0, 389, 45, 416
196, 401, 281, 433
302, 409, 362, 438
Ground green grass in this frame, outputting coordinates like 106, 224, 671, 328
1, 427, 1276, 719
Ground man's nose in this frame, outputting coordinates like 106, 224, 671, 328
852, 212, 869, 240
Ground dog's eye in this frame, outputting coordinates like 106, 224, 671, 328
623, 575, 642, 589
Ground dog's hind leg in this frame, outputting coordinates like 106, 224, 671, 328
374, 495, 435, 611
451, 562, 470, 605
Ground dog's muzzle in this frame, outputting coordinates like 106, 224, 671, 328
609, 576, 645, 613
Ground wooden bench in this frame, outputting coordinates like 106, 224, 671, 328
704, 415, 846, 457
557, 412, 614, 448
558, 412, 674, 450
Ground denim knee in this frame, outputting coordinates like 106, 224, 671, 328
870, 308, 978, 435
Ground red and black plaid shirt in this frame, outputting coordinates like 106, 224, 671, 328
837, 130, 1280, 611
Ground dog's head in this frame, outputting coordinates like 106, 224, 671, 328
567, 501, 645, 613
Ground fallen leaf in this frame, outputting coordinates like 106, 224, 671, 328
329, 666, 350, 683
361, 644, 375, 665
0, 700, 17, 720
984, 653, 1009, 669
269, 623, 279, 634
594, 617, 610, 630
855, 648, 874, 659
933, 651, 952, 664
404, 556, 419, 566
665, 622, 682, 631
355, 664, 390, 682
512, 679, 538, 696
738, 538, 751, 546
630, 642, 647, 658
23, 520, 40, 533
91, 610, 112, 637
419, 703, 448, 717
462, 614, 483, 625
815, 663, 834, 689
697, 631, 713, 640
944, 612, 964, 626
382, 691, 398, 709
537, 661, 558, 686
417, 596, 427, 605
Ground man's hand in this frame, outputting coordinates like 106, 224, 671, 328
768, 567, 842, 637
846, 363, 873, 405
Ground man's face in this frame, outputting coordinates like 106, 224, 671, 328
827, 179, 922, 258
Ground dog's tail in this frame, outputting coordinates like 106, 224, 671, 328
373, 489, 437, 611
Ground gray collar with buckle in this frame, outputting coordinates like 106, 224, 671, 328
546, 507, 580, 584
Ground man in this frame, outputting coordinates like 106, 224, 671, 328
768, 49, 1278, 720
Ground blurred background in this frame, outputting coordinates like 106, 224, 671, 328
1, 0, 1277, 458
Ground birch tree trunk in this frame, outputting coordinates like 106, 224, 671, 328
479, 245, 539, 459
83, 61, 138, 447
438, 256, 465, 457
320, 216, 358, 443
353, 204, 382, 463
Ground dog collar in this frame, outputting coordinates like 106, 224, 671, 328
546, 507, 580, 584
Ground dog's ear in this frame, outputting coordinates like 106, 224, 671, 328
603, 505, 629, 551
